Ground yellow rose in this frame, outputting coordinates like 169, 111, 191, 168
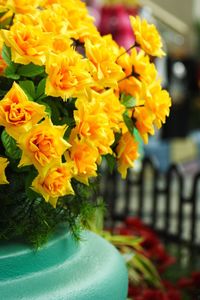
0, 157, 9, 184
74, 91, 115, 155
85, 38, 124, 89
45, 50, 93, 100
119, 75, 142, 99
0, 82, 46, 139
130, 16, 165, 58
1, 23, 53, 65
65, 129, 99, 184
31, 162, 74, 207
144, 81, 171, 129
18, 118, 71, 172
133, 106, 155, 144
39, 4, 70, 35
100, 89, 125, 132
52, 35, 72, 54
130, 48, 157, 83
116, 131, 139, 178
6, 0, 42, 14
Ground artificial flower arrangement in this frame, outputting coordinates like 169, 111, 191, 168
0, 0, 171, 246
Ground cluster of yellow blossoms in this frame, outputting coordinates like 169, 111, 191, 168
0, 0, 171, 207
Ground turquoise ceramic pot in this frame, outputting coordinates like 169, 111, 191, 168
0, 229, 128, 299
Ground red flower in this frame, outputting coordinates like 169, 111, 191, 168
166, 290, 182, 300
178, 277, 194, 289
191, 271, 200, 286
142, 289, 166, 300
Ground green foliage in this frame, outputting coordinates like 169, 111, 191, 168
36, 78, 46, 100
1, 130, 22, 160
123, 110, 135, 135
2, 45, 20, 79
2, 44, 11, 65
19, 80, 36, 100
121, 92, 136, 108
0, 167, 101, 247
17, 63, 45, 77
104, 154, 116, 173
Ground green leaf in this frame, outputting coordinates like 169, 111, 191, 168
0, 89, 6, 98
123, 110, 135, 135
44, 98, 61, 124
17, 63, 45, 77
4, 63, 20, 80
36, 78, 46, 100
131, 253, 161, 287
121, 93, 136, 108
1, 130, 22, 160
2, 44, 11, 65
37, 100, 51, 116
104, 154, 116, 173
25, 167, 39, 201
19, 80, 35, 100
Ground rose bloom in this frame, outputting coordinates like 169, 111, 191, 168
116, 131, 139, 178
133, 106, 155, 144
31, 162, 74, 207
98, 89, 125, 133
0, 157, 8, 184
1, 23, 53, 65
45, 50, 93, 100
85, 38, 124, 89
145, 81, 171, 129
39, 4, 70, 35
0, 82, 46, 139
18, 118, 70, 172
66, 130, 100, 184
130, 16, 165, 57
4, 0, 42, 14
74, 93, 115, 155
130, 48, 157, 83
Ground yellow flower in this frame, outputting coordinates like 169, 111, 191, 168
41, 0, 100, 42
65, 129, 99, 184
0, 82, 46, 139
130, 16, 165, 57
45, 51, 93, 100
116, 47, 132, 77
71, 18, 101, 44
116, 131, 139, 178
74, 91, 115, 155
133, 106, 155, 144
1, 23, 53, 65
119, 49, 158, 103
51, 35, 72, 54
130, 48, 157, 83
5, 0, 42, 14
39, 4, 70, 35
119, 75, 142, 99
31, 162, 74, 208
13, 10, 40, 26
144, 81, 171, 128
99, 89, 125, 132
18, 118, 70, 172
0, 157, 8, 184
85, 38, 124, 89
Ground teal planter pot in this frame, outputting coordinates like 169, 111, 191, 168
0, 229, 128, 299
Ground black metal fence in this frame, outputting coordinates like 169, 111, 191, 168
99, 157, 200, 249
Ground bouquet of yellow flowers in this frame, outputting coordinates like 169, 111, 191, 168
0, 0, 171, 246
